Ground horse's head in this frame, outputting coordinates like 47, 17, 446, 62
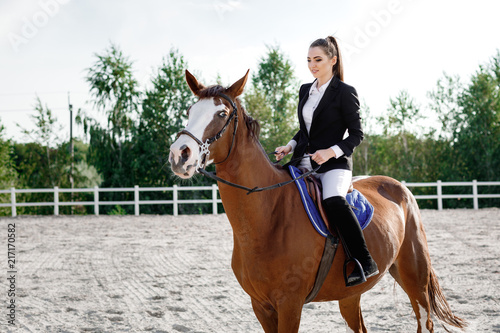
169, 69, 249, 179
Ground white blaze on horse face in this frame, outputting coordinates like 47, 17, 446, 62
185, 99, 221, 143
169, 98, 224, 178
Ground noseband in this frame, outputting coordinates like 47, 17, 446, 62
176, 93, 238, 170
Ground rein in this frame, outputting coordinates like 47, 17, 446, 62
200, 157, 321, 195
176, 92, 321, 195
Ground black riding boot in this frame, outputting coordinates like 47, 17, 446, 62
323, 196, 379, 287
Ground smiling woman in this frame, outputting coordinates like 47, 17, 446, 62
274, 36, 377, 287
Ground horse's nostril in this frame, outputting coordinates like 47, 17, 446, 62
181, 146, 191, 163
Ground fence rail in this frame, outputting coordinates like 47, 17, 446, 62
0, 185, 221, 217
1, 180, 499, 217
402, 180, 500, 210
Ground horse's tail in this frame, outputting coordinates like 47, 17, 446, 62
428, 267, 467, 330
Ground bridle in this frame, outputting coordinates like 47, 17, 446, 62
176, 92, 320, 195
176, 93, 238, 170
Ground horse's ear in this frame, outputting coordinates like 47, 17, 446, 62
227, 69, 250, 97
185, 70, 205, 96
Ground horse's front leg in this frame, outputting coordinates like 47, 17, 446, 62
251, 298, 278, 333
251, 297, 303, 333
276, 299, 303, 333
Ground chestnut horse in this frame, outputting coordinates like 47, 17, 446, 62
169, 70, 466, 333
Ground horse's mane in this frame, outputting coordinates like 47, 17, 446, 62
197, 85, 261, 139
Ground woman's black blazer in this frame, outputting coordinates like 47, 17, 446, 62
290, 76, 364, 173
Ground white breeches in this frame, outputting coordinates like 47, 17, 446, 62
299, 157, 352, 200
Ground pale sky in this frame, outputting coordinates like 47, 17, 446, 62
1, 0, 500, 143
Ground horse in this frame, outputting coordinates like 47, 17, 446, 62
168, 70, 466, 333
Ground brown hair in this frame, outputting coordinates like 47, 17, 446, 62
310, 36, 344, 81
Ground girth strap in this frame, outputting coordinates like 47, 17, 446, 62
305, 234, 339, 304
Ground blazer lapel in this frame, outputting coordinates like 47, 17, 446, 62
311, 76, 341, 123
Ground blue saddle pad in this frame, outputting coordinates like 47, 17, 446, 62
289, 165, 374, 237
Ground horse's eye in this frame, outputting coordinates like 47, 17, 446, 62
218, 111, 227, 118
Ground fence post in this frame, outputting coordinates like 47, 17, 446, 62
11, 187, 16, 217
472, 180, 478, 210
94, 186, 99, 216
54, 186, 59, 216
173, 185, 178, 216
437, 180, 443, 211
212, 184, 218, 215
134, 185, 140, 216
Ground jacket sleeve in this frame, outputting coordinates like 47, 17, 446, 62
336, 85, 364, 156
292, 84, 308, 142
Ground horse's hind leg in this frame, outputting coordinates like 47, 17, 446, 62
338, 294, 367, 333
389, 239, 434, 332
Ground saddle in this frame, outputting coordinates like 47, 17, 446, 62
299, 167, 353, 232
291, 166, 373, 235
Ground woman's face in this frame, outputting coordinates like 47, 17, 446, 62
307, 46, 336, 82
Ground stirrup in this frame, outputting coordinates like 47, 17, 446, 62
343, 257, 367, 287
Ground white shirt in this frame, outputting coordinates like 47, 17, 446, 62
287, 78, 344, 158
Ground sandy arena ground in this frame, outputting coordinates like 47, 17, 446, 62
0, 208, 499, 332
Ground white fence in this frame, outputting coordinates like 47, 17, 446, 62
0, 185, 221, 217
402, 180, 500, 210
1, 181, 499, 217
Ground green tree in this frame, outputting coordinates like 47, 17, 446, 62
428, 52, 500, 182
75, 43, 141, 214
371, 90, 427, 180
80, 43, 140, 188
134, 48, 194, 187
11, 98, 67, 214
132, 49, 214, 214
379, 90, 422, 136
428, 73, 463, 140
427, 73, 466, 183
11, 97, 99, 214
454, 52, 500, 181
86, 43, 139, 141
0, 119, 17, 190
353, 101, 376, 175
69, 140, 102, 188
244, 45, 299, 156
17, 97, 65, 187
0, 121, 17, 215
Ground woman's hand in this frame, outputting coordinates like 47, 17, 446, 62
275, 145, 292, 161
309, 148, 336, 165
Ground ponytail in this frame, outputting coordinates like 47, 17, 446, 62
310, 36, 344, 81
326, 36, 343, 81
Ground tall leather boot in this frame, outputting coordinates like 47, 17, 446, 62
323, 195, 379, 287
